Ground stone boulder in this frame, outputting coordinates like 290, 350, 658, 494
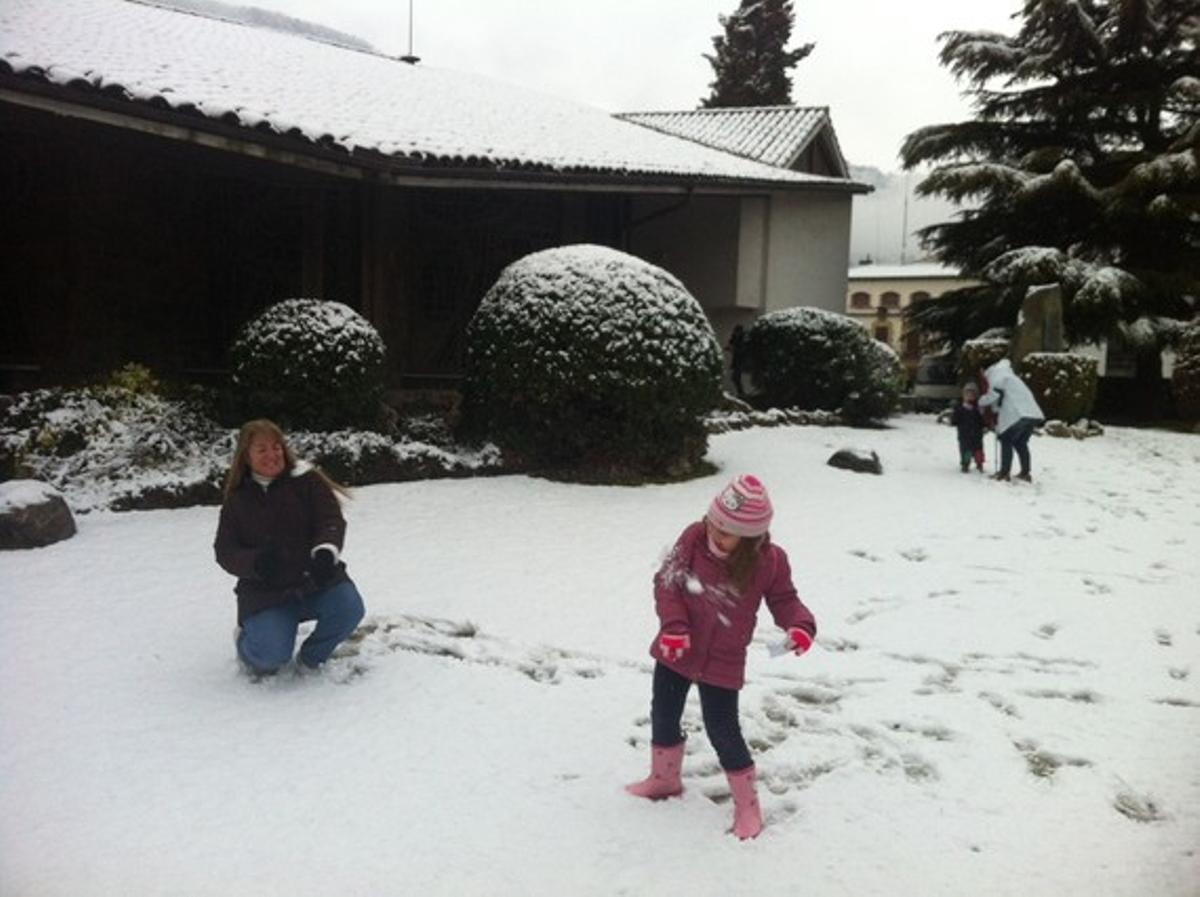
827, 448, 883, 475
0, 480, 77, 549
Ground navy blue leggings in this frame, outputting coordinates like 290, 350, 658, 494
650, 662, 753, 771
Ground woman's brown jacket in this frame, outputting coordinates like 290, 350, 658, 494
214, 468, 349, 624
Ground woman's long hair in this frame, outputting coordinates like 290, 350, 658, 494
222, 419, 349, 500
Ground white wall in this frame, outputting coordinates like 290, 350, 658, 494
765, 191, 853, 314
626, 189, 854, 352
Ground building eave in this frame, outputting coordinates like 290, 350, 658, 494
0, 72, 870, 196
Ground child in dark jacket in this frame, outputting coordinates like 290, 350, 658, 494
950, 382, 986, 473
625, 475, 817, 840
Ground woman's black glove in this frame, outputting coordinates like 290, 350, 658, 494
253, 543, 282, 581
309, 546, 338, 587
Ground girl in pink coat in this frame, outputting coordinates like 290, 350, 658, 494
626, 474, 817, 839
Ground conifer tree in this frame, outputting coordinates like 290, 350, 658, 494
701, 0, 814, 108
901, 0, 1200, 375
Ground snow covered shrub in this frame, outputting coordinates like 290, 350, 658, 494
1170, 319, 1200, 420
461, 245, 723, 477
959, 337, 1010, 384
744, 307, 901, 424
229, 299, 386, 431
842, 339, 904, 424
104, 362, 162, 396
1020, 352, 1098, 422
0, 385, 229, 512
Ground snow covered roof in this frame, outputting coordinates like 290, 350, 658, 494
0, 0, 863, 191
617, 106, 850, 177
848, 263, 966, 281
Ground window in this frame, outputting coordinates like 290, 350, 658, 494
910, 290, 931, 306
873, 325, 891, 343
881, 291, 901, 309
850, 291, 871, 309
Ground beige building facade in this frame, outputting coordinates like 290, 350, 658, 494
845, 263, 979, 377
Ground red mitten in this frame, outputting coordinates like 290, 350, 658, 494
659, 632, 691, 662
787, 627, 813, 656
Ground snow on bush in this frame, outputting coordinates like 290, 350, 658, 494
229, 299, 386, 431
0, 387, 506, 513
744, 307, 901, 424
461, 244, 723, 478
983, 246, 1069, 284
960, 337, 1011, 383
0, 385, 230, 513
1020, 352, 1099, 422
705, 406, 843, 433
1170, 318, 1200, 420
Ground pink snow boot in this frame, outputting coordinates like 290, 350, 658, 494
726, 765, 763, 840
625, 742, 684, 800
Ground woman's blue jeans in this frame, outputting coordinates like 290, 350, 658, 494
237, 581, 365, 673
998, 417, 1038, 476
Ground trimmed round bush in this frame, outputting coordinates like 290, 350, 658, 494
843, 338, 904, 423
744, 307, 902, 424
959, 337, 1011, 384
1020, 352, 1099, 421
461, 244, 723, 477
1170, 319, 1200, 420
229, 299, 386, 431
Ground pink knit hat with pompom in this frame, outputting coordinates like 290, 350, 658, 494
706, 474, 773, 538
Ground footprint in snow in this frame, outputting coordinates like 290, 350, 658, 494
1013, 738, 1093, 780
1033, 623, 1059, 640
1020, 687, 1101, 704
1113, 789, 1166, 823
339, 613, 618, 685
978, 691, 1021, 718
1153, 696, 1200, 709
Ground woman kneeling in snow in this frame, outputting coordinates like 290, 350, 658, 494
214, 419, 365, 675
626, 475, 817, 840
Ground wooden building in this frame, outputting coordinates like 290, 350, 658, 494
0, 0, 868, 392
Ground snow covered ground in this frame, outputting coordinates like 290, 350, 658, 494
2, 416, 1197, 896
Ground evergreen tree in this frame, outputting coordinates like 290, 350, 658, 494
900, 0, 1200, 371
701, 0, 814, 108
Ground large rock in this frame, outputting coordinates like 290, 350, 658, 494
1012, 284, 1065, 365
827, 448, 883, 475
0, 480, 76, 549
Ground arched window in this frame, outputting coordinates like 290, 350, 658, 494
850, 291, 871, 309
881, 291, 901, 309
910, 290, 931, 306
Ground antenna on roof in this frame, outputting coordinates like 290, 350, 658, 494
399, 0, 420, 64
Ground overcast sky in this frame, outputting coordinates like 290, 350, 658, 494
242, 0, 1021, 171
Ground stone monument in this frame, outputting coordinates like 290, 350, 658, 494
1011, 283, 1064, 368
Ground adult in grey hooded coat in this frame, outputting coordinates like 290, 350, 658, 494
978, 358, 1044, 481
